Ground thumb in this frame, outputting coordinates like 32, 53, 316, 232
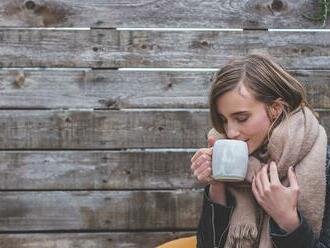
288, 166, 299, 189
207, 136, 217, 148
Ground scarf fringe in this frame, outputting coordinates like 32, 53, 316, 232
224, 224, 258, 248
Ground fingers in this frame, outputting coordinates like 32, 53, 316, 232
252, 176, 262, 203
193, 160, 211, 177
190, 152, 212, 183
192, 158, 212, 183
288, 166, 299, 190
207, 135, 217, 148
254, 164, 270, 200
191, 149, 202, 163
254, 170, 264, 197
190, 148, 213, 184
269, 161, 281, 185
197, 167, 212, 183
191, 148, 212, 163
259, 164, 271, 191
191, 152, 211, 171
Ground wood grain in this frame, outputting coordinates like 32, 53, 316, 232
0, 109, 328, 149
0, 0, 326, 28
0, 70, 329, 109
0, 30, 330, 68
0, 109, 211, 149
0, 150, 198, 190
0, 190, 203, 231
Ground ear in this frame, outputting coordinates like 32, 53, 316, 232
269, 98, 284, 120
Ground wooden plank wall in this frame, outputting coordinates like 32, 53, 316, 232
0, 0, 329, 247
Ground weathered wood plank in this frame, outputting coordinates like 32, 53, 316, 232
0, 0, 327, 28
0, 109, 210, 149
0, 110, 329, 149
0, 70, 329, 109
1, 30, 330, 68
290, 70, 330, 109
0, 150, 198, 190
0, 232, 195, 248
0, 190, 203, 231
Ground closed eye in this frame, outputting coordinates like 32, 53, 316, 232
236, 117, 248, 122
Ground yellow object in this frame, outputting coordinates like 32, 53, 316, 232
156, 236, 196, 248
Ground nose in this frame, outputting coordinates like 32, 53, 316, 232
226, 123, 240, 139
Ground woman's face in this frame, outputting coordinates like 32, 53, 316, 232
216, 85, 272, 154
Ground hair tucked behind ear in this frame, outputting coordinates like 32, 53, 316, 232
209, 54, 316, 139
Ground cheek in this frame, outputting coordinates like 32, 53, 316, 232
246, 113, 271, 140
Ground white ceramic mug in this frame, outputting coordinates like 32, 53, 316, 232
211, 139, 249, 182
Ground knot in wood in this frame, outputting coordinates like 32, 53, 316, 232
24, 0, 36, 10
271, 0, 284, 11
15, 72, 25, 88
65, 117, 72, 123
201, 40, 209, 46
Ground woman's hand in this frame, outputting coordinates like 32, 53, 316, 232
191, 136, 227, 205
252, 161, 300, 232
190, 136, 216, 184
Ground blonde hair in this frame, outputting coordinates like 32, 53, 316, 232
209, 54, 315, 140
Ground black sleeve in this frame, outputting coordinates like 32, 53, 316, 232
270, 192, 330, 248
270, 146, 330, 248
197, 184, 235, 248
270, 211, 316, 248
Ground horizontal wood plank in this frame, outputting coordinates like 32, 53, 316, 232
0, 0, 327, 28
0, 110, 329, 149
0, 150, 198, 190
0, 70, 329, 109
0, 109, 210, 149
0, 190, 203, 231
0, 30, 330, 68
0, 232, 195, 248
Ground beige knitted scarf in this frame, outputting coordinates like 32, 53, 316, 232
208, 107, 327, 248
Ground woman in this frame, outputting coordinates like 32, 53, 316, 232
192, 54, 330, 248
